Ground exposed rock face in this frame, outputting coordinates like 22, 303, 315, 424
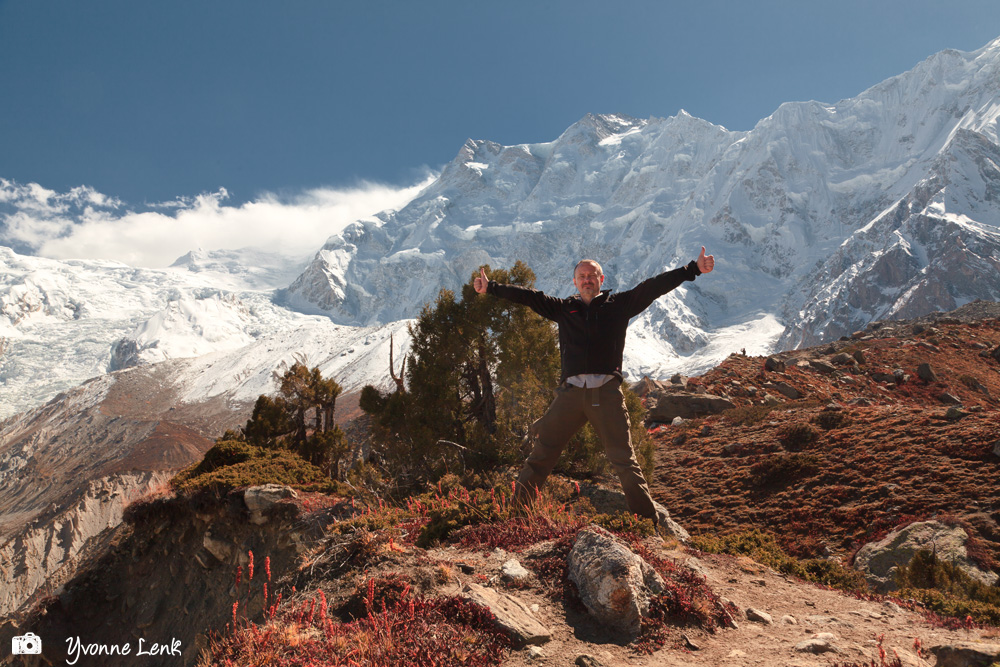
0, 472, 170, 617
0, 362, 249, 618
567, 526, 664, 636
6, 490, 315, 667
853, 520, 1000, 592
244, 484, 299, 525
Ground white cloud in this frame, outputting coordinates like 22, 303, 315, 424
0, 175, 435, 267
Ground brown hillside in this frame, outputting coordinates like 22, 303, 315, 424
647, 308, 1000, 568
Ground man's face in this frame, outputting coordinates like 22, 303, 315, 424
573, 262, 604, 299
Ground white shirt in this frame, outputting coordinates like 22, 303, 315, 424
566, 374, 615, 388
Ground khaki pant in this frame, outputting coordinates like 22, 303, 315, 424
515, 380, 656, 519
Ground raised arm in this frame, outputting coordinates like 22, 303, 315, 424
474, 266, 563, 321
621, 247, 715, 317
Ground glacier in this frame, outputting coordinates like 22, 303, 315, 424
3, 36, 1000, 420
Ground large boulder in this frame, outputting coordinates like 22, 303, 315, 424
929, 642, 1000, 667
647, 393, 735, 422
853, 520, 999, 592
567, 526, 664, 636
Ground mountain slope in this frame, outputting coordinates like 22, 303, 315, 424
288, 36, 1000, 381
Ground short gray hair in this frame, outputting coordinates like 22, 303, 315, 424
574, 259, 603, 275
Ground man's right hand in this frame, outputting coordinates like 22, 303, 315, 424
474, 267, 489, 294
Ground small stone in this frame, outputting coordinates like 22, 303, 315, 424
723, 443, 743, 455
795, 636, 839, 654
575, 656, 612, 667
502, 559, 531, 584
764, 357, 786, 372
745, 607, 773, 624
917, 363, 938, 382
682, 634, 700, 651
809, 360, 838, 375
750, 578, 766, 587
528, 646, 544, 659
671, 416, 685, 425
831, 353, 855, 365
945, 407, 968, 421
893, 368, 908, 384
781, 615, 797, 625
853, 349, 867, 364
883, 601, 903, 613
805, 615, 841, 625
763, 380, 802, 399
938, 392, 963, 405
202, 532, 234, 563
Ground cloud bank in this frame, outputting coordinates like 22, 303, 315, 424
0, 175, 436, 267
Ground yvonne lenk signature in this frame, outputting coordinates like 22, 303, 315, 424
65, 636, 182, 665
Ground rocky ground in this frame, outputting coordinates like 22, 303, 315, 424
645, 302, 1000, 571
4, 303, 1000, 667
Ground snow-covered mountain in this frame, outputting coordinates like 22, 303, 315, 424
0, 246, 408, 419
4, 37, 1000, 615
4, 37, 1000, 421
288, 36, 1000, 368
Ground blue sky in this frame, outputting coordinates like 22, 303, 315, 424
2, 0, 1000, 265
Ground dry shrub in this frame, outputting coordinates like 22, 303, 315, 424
777, 422, 820, 451
748, 453, 822, 488
722, 404, 774, 426
812, 410, 851, 430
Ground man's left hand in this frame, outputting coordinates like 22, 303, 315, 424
697, 246, 715, 274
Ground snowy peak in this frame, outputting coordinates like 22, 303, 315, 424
286, 36, 1000, 381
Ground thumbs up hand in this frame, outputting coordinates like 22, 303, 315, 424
697, 246, 715, 274
474, 267, 489, 294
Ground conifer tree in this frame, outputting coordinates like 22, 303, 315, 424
361, 261, 653, 487
238, 362, 349, 477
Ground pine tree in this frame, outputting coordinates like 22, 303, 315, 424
239, 362, 348, 477
362, 260, 655, 488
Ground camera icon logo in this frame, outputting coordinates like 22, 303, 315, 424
11, 632, 42, 655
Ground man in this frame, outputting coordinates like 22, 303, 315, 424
473, 248, 715, 522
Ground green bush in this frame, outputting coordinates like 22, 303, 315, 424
172, 440, 341, 493
692, 529, 866, 592
895, 549, 1000, 625
592, 512, 656, 538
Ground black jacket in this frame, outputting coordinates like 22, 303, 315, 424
487, 261, 701, 382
